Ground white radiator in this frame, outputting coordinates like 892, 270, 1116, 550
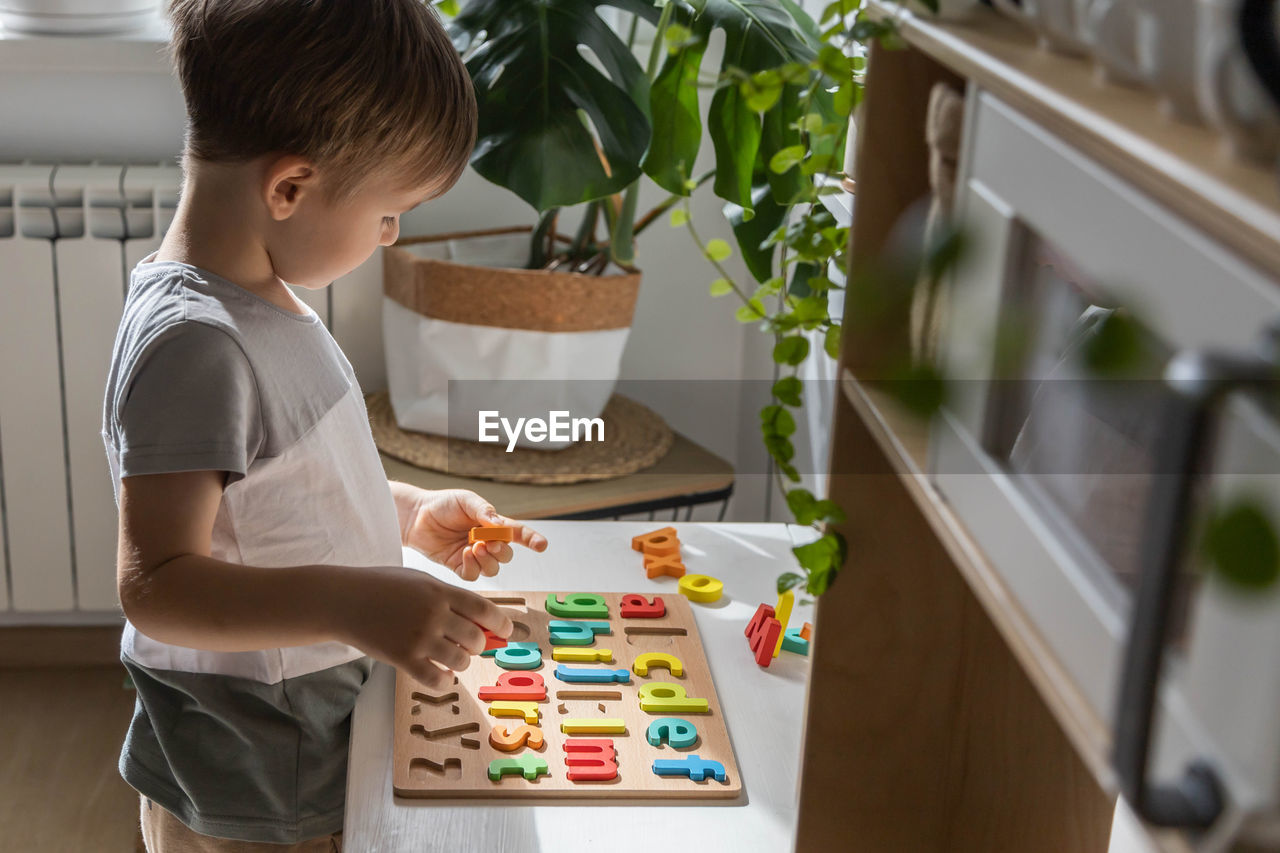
0, 161, 387, 623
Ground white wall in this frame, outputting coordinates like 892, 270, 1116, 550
0, 6, 844, 523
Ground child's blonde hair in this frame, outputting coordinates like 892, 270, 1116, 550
166, 0, 476, 204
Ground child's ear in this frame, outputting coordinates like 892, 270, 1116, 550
261, 154, 317, 220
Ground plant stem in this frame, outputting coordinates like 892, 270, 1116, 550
528, 207, 560, 269
610, 0, 675, 268
633, 169, 715, 237
571, 200, 600, 259
679, 197, 759, 316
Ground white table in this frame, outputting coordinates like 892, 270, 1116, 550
344, 521, 815, 852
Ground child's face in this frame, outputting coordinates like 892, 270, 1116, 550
267, 166, 439, 289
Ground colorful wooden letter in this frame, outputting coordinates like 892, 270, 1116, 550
560, 718, 626, 734
677, 573, 724, 603
632, 652, 683, 678
652, 755, 726, 782
488, 754, 548, 782
643, 552, 686, 579
552, 647, 612, 663
772, 589, 795, 657
481, 629, 508, 652
619, 594, 665, 618
631, 527, 680, 556
548, 620, 612, 646
488, 723, 545, 752
469, 526, 514, 544
487, 701, 541, 724
563, 738, 618, 782
800, 621, 813, 641
745, 603, 782, 668
638, 682, 709, 714
478, 671, 546, 702
646, 717, 698, 749
781, 626, 810, 656
494, 642, 543, 670
544, 593, 609, 619
554, 665, 631, 684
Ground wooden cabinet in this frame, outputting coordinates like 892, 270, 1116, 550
795, 6, 1280, 851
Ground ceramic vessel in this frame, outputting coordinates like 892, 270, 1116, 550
1197, 0, 1280, 161
0, 0, 159, 34
991, 0, 1091, 55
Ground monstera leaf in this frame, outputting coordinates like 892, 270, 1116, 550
449, 0, 661, 212
642, 0, 826, 215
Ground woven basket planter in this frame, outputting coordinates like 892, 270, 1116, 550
382, 226, 641, 450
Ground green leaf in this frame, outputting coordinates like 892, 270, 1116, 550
433, 0, 460, 16
761, 83, 809, 204
773, 335, 810, 366
786, 488, 818, 524
725, 178, 786, 283
816, 44, 850, 82
736, 297, 767, 322
1202, 499, 1280, 591
709, 72, 764, 213
769, 144, 805, 175
669, 207, 689, 227
705, 238, 733, 262
761, 404, 797, 438
1081, 311, 1144, 377
812, 499, 846, 524
789, 261, 818, 297
450, 0, 662, 211
709, 277, 733, 296
772, 375, 803, 406
673, 0, 818, 212
643, 35, 708, 195
793, 531, 847, 595
777, 571, 805, 594
849, 19, 894, 41
824, 324, 842, 358
884, 361, 947, 419
764, 433, 796, 465
793, 294, 829, 327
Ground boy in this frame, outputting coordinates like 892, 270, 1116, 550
100, 1, 546, 849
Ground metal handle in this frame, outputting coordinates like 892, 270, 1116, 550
1113, 340, 1279, 829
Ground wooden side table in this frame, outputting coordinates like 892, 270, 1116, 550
379, 431, 735, 521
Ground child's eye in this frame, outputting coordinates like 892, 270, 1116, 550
383, 216, 397, 227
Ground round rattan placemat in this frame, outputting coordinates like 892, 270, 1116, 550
366, 390, 674, 484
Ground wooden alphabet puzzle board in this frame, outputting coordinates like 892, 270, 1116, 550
393, 591, 742, 799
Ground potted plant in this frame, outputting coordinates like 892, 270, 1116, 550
381, 0, 838, 451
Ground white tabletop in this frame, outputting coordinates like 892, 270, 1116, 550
344, 520, 815, 853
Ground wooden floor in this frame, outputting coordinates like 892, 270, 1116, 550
0, 664, 142, 852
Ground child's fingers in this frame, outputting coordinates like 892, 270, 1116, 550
458, 548, 481, 582
447, 586, 513, 637
489, 517, 546, 553
484, 540, 513, 563
441, 612, 486, 656
412, 660, 453, 691
474, 545, 502, 577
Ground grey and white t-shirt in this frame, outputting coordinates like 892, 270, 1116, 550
101, 253, 403, 843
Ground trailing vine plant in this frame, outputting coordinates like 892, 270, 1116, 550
435, 0, 1277, 596
665, 0, 931, 598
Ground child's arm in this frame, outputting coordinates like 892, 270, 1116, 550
118, 469, 511, 690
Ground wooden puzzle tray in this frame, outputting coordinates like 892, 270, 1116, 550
392, 591, 742, 799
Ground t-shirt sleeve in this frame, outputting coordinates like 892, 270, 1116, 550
114, 321, 263, 485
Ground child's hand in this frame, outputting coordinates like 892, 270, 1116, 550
404, 488, 548, 581
338, 565, 513, 690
